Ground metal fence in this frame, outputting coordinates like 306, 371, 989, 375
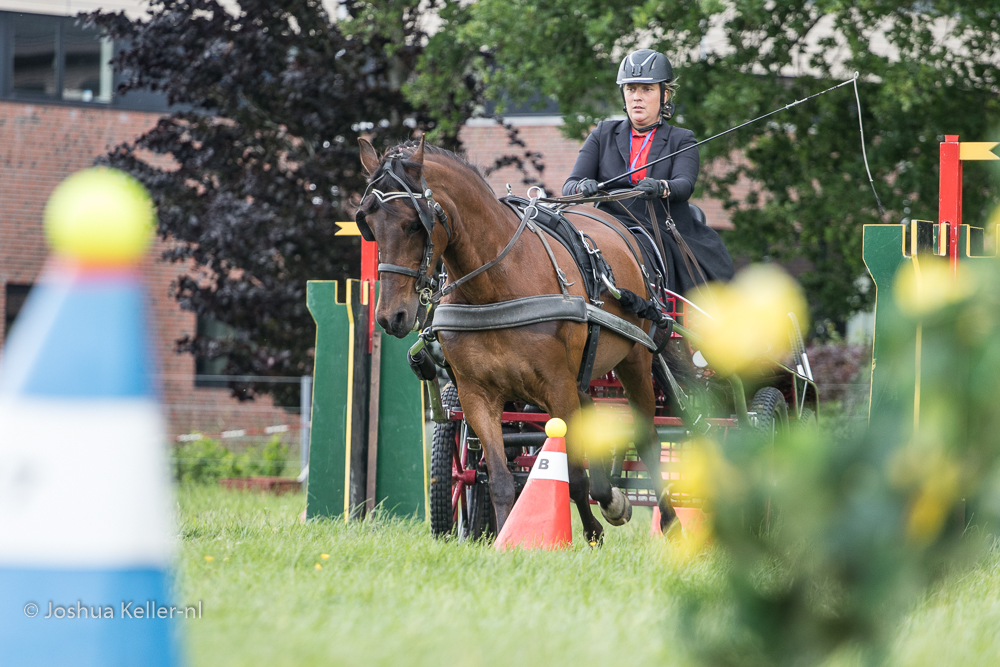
164, 375, 312, 476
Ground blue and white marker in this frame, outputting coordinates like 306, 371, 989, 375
0, 168, 180, 666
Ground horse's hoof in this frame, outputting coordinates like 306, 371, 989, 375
600, 488, 632, 526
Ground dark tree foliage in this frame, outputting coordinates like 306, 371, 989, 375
84, 0, 469, 403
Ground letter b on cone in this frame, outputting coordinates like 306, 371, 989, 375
495, 418, 572, 550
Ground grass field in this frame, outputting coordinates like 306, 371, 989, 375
175, 485, 1000, 667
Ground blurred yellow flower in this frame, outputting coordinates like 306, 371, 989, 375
674, 522, 712, 563
315, 563, 323, 570
204, 556, 214, 562
569, 405, 634, 461
674, 438, 741, 504
889, 437, 962, 545
321, 553, 330, 560
893, 254, 975, 316
693, 264, 807, 376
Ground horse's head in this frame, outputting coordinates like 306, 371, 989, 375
355, 136, 452, 338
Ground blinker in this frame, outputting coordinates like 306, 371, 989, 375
354, 209, 375, 242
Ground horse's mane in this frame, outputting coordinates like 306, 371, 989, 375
370, 140, 495, 195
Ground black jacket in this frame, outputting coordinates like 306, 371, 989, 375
563, 119, 734, 293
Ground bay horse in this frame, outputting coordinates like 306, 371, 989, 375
355, 136, 677, 543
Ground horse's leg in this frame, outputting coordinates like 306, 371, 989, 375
457, 387, 517, 531
573, 390, 610, 545
536, 380, 603, 545
579, 388, 636, 531
615, 346, 677, 532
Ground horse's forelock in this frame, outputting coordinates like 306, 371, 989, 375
367, 158, 410, 191
369, 140, 493, 194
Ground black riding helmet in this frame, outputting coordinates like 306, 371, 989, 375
616, 49, 675, 128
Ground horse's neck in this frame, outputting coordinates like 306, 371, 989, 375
440, 186, 540, 304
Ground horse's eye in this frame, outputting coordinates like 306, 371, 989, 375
407, 218, 423, 234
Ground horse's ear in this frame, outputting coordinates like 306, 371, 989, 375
358, 138, 380, 176
411, 135, 425, 166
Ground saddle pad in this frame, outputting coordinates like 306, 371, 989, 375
500, 196, 610, 303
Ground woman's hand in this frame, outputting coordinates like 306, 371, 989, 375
635, 178, 669, 200
576, 178, 599, 197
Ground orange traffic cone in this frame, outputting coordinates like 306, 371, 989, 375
494, 418, 572, 550
651, 506, 708, 535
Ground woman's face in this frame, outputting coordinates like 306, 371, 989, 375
624, 82, 664, 129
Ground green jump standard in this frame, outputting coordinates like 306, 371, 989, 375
864, 221, 991, 427
305, 279, 428, 521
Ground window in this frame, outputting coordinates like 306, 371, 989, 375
11, 14, 56, 98
4, 283, 32, 341
194, 313, 235, 388
1, 11, 112, 104
63, 22, 113, 103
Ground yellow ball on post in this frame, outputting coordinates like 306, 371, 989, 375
545, 418, 567, 438
44, 167, 155, 266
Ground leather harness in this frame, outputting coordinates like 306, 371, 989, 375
356, 160, 693, 394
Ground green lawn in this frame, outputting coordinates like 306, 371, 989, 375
175, 485, 1000, 667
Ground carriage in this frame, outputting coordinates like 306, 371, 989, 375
428, 268, 820, 539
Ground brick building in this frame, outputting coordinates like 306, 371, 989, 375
0, 3, 738, 446
0, 3, 299, 444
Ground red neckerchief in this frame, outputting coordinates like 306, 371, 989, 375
628, 125, 658, 184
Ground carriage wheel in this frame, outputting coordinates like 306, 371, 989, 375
749, 386, 788, 531
749, 386, 789, 441
465, 472, 496, 540
796, 407, 817, 428
429, 383, 495, 540
430, 383, 461, 536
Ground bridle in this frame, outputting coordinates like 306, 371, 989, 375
355, 153, 452, 305
355, 152, 543, 309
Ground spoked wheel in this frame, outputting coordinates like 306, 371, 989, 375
430, 384, 460, 536
429, 384, 495, 539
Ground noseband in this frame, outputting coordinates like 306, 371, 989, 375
356, 153, 451, 305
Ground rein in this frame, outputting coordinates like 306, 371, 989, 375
430, 198, 538, 303
543, 186, 709, 293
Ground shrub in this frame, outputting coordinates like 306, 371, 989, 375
260, 436, 289, 477
172, 438, 236, 484
172, 436, 291, 483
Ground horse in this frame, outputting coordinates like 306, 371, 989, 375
354, 135, 677, 544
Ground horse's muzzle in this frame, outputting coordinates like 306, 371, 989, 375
379, 308, 415, 339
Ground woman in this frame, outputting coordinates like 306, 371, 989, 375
563, 49, 734, 293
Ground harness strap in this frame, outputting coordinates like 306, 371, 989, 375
377, 263, 421, 278
431, 294, 659, 351
577, 325, 601, 392
645, 199, 675, 288
666, 216, 709, 286
525, 219, 573, 296
562, 208, 651, 299
431, 197, 534, 302
430, 295, 588, 331
645, 199, 710, 290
